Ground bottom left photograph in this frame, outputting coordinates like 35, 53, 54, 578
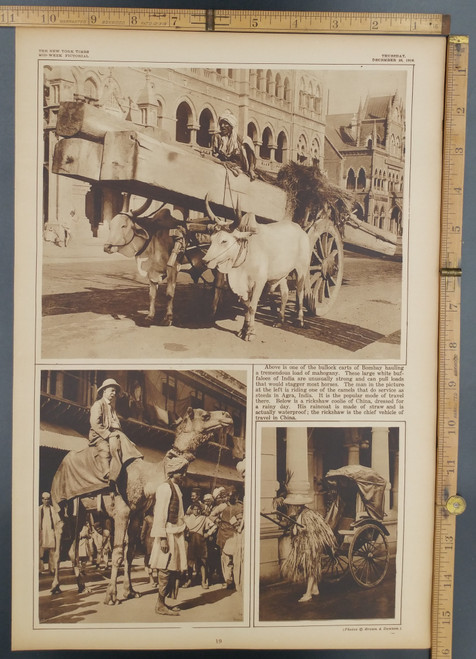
37, 368, 247, 625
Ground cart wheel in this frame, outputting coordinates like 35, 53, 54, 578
304, 218, 344, 316
321, 548, 349, 583
348, 524, 389, 588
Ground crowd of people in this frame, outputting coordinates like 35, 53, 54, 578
142, 477, 244, 616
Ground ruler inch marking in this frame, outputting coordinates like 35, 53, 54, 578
432, 36, 468, 659
0, 7, 464, 656
0, 7, 449, 34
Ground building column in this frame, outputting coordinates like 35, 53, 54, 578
285, 427, 310, 503
345, 428, 361, 465
371, 427, 391, 514
260, 427, 280, 518
260, 427, 282, 584
47, 132, 59, 223
188, 123, 199, 146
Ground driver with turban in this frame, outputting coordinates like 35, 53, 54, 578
212, 110, 256, 180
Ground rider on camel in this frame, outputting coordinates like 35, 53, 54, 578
88, 378, 143, 488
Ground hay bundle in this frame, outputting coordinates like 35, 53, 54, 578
281, 507, 336, 583
276, 162, 354, 233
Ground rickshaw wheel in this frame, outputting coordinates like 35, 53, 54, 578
321, 548, 349, 583
304, 218, 344, 316
348, 524, 389, 588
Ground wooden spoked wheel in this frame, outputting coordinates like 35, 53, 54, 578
348, 525, 390, 588
321, 548, 349, 583
304, 218, 344, 316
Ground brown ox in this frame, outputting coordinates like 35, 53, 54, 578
103, 197, 183, 325
203, 204, 312, 341
104, 197, 221, 326
49, 407, 234, 605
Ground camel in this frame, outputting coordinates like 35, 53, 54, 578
49, 407, 234, 605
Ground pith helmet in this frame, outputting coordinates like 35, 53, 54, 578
97, 378, 121, 397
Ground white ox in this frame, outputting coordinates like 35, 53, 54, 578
203, 209, 311, 341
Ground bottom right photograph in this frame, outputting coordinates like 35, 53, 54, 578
258, 425, 400, 622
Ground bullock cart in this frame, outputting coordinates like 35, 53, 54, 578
52, 101, 355, 318
321, 465, 390, 588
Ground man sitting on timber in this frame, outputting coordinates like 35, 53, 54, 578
212, 110, 256, 180
88, 379, 143, 488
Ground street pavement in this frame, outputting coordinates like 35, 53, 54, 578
38, 557, 395, 625
39, 559, 243, 624
41, 238, 402, 360
259, 559, 396, 622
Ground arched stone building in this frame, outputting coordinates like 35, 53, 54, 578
324, 93, 405, 237
43, 66, 327, 238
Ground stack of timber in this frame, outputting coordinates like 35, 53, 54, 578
52, 102, 288, 224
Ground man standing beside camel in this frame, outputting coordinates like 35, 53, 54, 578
149, 455, 189, 616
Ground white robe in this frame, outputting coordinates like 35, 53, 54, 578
149, 481, 187, 572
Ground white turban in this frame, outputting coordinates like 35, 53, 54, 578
164, 455, 189, 477
213, 486, 226, 499
219, 110, 238, 128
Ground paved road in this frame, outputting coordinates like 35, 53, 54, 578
38, 557, 395, 625
39, 560, 243, 624
259, 559, 397, 622
41, 241, 402, 360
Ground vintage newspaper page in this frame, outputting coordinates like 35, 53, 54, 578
12, 27, 446, 650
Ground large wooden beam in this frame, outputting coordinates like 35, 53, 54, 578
52, 138, 103, 181
55, 101, 170, 144
100, 130, 288, 223
55, 102, 137, 142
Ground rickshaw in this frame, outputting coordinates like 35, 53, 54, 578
321, 464, 390, 588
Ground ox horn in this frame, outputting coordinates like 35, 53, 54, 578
121, 192, 131, 213
205, 193, 228, 227
130, 197, 153, 217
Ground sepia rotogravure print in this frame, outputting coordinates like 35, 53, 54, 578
42, 64, 405, 361
12, 28, 446, 651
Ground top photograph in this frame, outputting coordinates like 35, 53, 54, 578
41, 64, 406, 361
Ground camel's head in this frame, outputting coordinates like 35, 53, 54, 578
172, 407, 234, 457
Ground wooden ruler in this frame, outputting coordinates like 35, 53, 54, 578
0, 6, 449, 34
432, 35, 468, 659
0, 6, 467, 656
